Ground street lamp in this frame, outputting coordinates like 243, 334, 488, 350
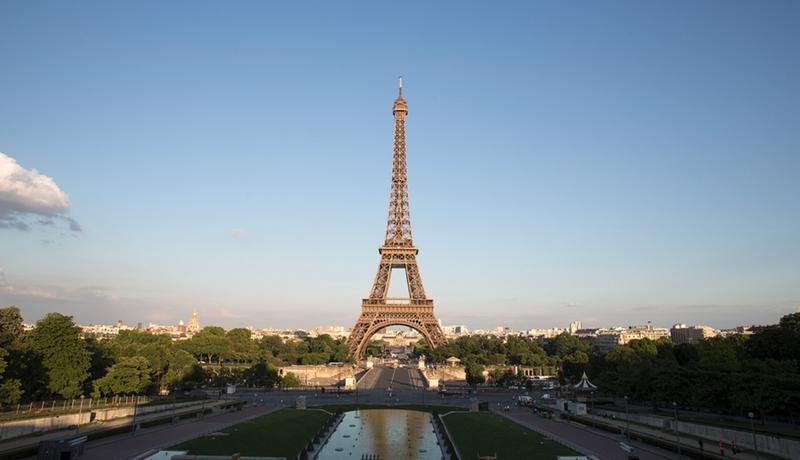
131, 394, 139, 434
171, 388, 177, 423
748, 412, 760, 460
673, 401, 681, 460
624, 396, 630, 439
76, 395, 85, 433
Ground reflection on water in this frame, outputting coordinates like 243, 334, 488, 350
316, 409, 443, 459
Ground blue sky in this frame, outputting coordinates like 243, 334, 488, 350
1, 1, 798, 329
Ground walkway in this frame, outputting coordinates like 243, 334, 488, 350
1, 400, 230, 458
495, 406, 676, 460
579, 412, 767, 460
19, 403, 280, 460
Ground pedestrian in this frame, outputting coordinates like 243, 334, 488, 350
732, 439, 737, 455
720, 440, 725, 456
698, 438, 704, 451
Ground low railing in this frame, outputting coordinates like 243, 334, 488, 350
0, 395, 154, 421
296, 410, 342, 459
361, 299, 435, 308
434, 413, 461, 460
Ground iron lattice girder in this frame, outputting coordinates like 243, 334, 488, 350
347, 304, 447, 358
347, 84, 445, 359
368, 246, 427, 300
385, 98, 413, 245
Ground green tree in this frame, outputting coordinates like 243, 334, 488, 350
0, 306, 24, 348
300, 352, 329, 365
244, 361, 280, 388
280, 372, 302, 389
0, 348, 23, 404
108, 330, 181, 389
162, 349, 198, 390
227, 328, 258, 363
30, 313, 91, 398
260, 335, 284, 362
182, 327, 232, 364
0, 307, 25, 403
86, 337, 116, 383
92, 356, 153, 397
465, 363, 485, 387
365, 340, 387, 358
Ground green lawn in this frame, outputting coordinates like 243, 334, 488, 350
171, 408, 331, 458
444, 412, 581, 460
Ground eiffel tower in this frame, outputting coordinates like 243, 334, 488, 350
347, 79, 447, 358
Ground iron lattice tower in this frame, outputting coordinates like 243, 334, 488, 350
347, 79, 446, 358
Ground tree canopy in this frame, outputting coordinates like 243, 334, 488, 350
29, 313, 91, 399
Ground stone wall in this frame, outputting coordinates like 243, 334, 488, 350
424, 366, 466, 383
0, 400, 203, 441
278, 364, 358, 388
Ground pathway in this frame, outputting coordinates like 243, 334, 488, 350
79, 404, 278, 460
494, 406, 676, 460
579, 412, 766, 460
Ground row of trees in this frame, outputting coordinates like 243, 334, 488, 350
0, 307, 346, 404
583, 314, 800, 416
427, 313, 800, 417
2, 304, 797, 417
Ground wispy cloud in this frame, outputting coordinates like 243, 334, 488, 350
0, 152, 81, 233
231, 228, 249, 239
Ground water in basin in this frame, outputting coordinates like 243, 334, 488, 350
316, 409, 443, 459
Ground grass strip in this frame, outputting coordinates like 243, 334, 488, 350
171, 408, 330, 458
444, 412, 580, 460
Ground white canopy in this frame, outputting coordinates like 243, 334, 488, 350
574, 371, 597, 390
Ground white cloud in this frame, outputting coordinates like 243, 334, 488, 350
0, 152, 79, 231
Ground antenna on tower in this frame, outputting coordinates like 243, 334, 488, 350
399, 76, 403, 97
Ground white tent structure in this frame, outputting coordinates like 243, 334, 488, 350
574, 371, 597, 391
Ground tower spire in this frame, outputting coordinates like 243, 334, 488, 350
387, 78, 411, 245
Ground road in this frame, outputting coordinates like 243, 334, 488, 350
357, 365, 424, 391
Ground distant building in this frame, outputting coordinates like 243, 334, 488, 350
718, 326, 756, 337
80, 320, 133, 339
526, 328, 565, 339
442, 325, 468, 337
573, 328, 599, 338
188, 310, 200, 333
309, 326, 349, 339
592, 323, 669, 352
568, 321, 583, 334
670, 324, 718, 344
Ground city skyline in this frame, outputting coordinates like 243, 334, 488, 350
2, 2, 799, 330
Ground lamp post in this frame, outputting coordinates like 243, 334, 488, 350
171, 388, 177, 423
748, 412, 760, 460
131, 395, 139, 434
624, 396, 630, 439
673, 401, 681, 460
76, 395, 85, 432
